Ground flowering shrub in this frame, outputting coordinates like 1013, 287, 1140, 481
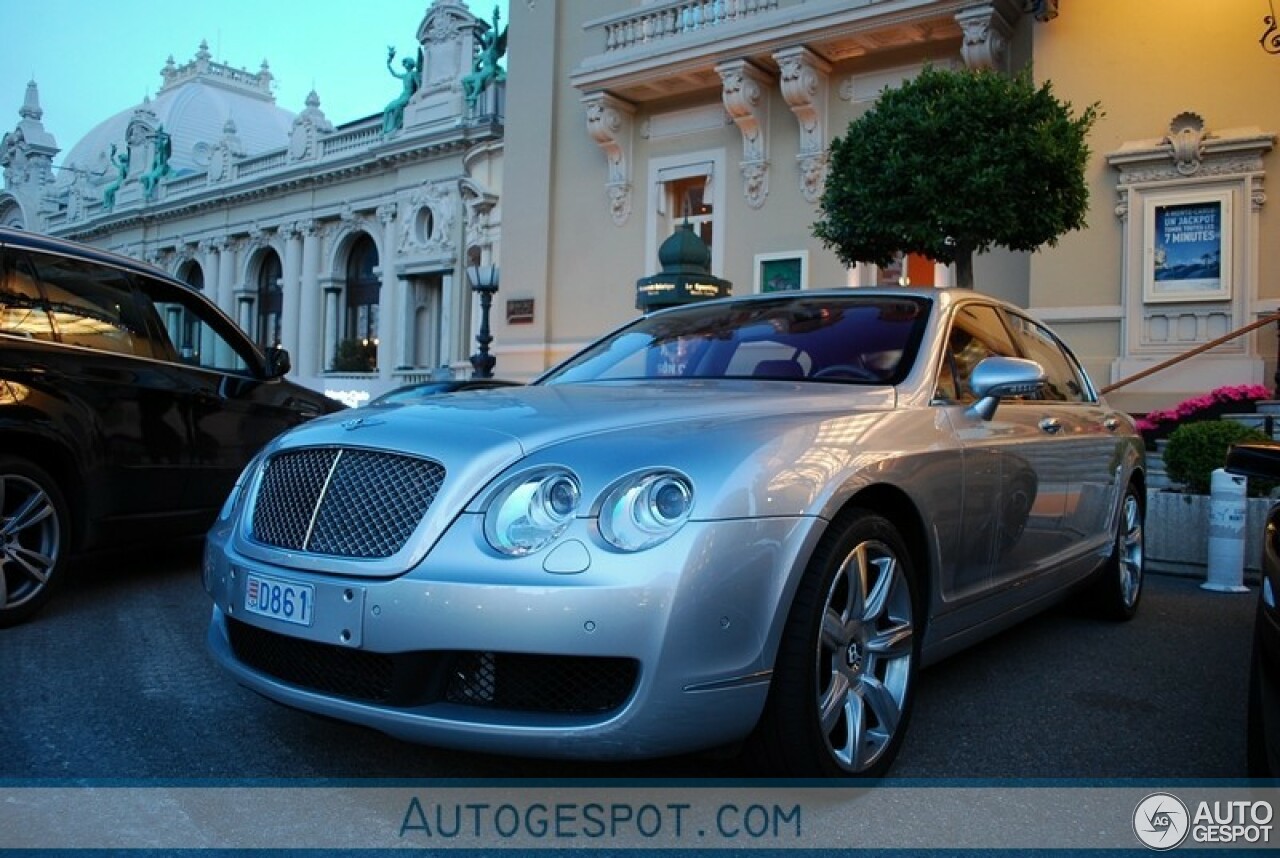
1136, 384, 1271, 447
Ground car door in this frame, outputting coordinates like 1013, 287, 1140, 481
1001, 309, 1122, 564
133, 274, 327, 518
936, 301, 1073, 599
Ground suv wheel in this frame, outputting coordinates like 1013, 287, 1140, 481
0, 457, 68, 627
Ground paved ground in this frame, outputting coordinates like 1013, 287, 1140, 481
0, 542, 1256, 780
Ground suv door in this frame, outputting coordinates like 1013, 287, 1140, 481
133, 274, 330, 517
22, 247, 193, 540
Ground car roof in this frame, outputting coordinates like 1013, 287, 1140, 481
0, 226, 186, 286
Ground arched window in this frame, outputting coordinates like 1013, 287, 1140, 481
343, 234, 379, 371
256, 251, 283, 348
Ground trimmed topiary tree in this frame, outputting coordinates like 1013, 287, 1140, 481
813, 65, 1100, 288
1163, 420, 1273, 496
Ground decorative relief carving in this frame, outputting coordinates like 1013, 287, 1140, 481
956, 5, 1011, 71
582, 91, 637, 226
1165, 112, 1208, 176
717, 59, 772, 209
400, 181, 458, 254
775, 47, 831, 204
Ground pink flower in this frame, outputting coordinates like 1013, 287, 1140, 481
1137, 384, 1272, 444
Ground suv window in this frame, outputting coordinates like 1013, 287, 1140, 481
29, 251, 154, 358
0, 251, 55, 340
137, 276, 254, 374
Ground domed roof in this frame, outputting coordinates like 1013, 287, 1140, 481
59, 42, 294, 184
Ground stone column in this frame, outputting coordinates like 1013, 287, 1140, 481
298, 221, 321, 376
323, 283, 342, 373
280, 222, 302, 367
235, 288, 255, 336
216, 238, 239, 367
376, 203, 400, 375
216, 238, 237, 315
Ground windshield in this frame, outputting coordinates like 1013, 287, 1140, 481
542, 294, 931, 385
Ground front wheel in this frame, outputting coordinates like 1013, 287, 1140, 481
0, 457, 69, 628
754, 510, 918, 777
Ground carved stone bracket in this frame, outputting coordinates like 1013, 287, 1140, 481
582, 91, 637, 226
716, 59, 772, 209
774, 46, 831, 204
956, 4, 1013, 71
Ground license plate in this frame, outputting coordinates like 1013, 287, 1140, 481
244, 574, 315, 627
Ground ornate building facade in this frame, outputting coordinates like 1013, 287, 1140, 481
499, 0, 1279, 412
0, 0, 505, 406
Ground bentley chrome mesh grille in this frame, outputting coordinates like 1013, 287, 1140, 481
250, 448, 445, 558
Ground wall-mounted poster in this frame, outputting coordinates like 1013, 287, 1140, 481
1143, 189, 1231, 302
754, 251, 808, 293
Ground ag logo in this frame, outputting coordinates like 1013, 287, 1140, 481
1133, 793, 1190, 850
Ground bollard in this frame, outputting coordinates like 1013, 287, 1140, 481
1203, 467, 1251, 593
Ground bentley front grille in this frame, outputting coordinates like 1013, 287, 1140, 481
250, 447, 445, 558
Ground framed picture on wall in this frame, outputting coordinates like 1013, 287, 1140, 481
1143, 189, 1232, 302
754, 251, 808, 293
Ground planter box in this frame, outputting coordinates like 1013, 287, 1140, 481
1146, 488, 1271, 578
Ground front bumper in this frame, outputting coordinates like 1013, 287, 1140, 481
204, 512, 821, 760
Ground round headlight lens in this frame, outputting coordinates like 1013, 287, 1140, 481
484, 468, 581, 555
599, 471, 694, 552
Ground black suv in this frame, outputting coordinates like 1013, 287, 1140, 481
0, 227, 342, 626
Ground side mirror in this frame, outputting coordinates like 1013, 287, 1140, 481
966, 356, 1045, 421
265, 345, 292, 379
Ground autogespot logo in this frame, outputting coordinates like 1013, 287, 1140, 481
1134, 793, 1190, 851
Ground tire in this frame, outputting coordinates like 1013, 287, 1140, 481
754, 509, 919, 777
1091, 482, 1144, 622
0, 456, 69, 628
1247, 607, 1277, 778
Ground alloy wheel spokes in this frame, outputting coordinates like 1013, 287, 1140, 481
819, 672, 852, 737
866, 619, 913, 660
9, 544, 52, 582
1120, 494, 1143, 605
1, 489, 55, 538
0, 475, 60, 610
817, 537, 915, 772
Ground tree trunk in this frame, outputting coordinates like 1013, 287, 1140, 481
955, 249, 975, 289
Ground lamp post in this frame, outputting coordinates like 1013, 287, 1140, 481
467, 263, 499, 378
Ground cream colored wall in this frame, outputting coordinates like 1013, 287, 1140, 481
1033, 0, 1278, 306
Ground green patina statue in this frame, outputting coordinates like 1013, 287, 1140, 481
462, 6, 507, 109
140, 125, 171, 202
102, 143, 129, 211
382, 46, 423, 135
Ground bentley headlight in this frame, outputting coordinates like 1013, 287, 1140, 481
484, 467, 582, 555
599, 471, 694, 552
218, 455, 263, 521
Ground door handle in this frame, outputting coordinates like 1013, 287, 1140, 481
17, 363, 64, 383
1038, 417, 1063, 435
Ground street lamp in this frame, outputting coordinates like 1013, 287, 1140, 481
467, 263, 499, 378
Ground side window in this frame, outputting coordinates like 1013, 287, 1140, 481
0, 251, 55, 340
29, 251, 154, 358
140, 277, 253, 374
1004, 312, 1092, 403
937, 304, 1018, 403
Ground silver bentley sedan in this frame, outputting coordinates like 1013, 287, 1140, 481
204, 288, 1145, 776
